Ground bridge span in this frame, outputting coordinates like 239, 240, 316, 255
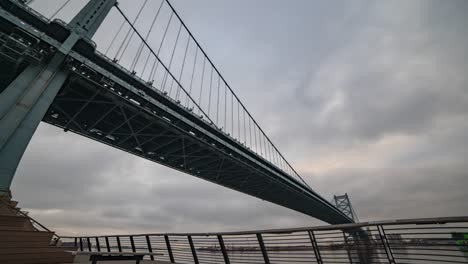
0, 0, 353, 224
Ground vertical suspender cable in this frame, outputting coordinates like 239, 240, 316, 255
243, 109, 246, 144
164, 23, 182, 94
216, 76, 220, 126
237, 101, 240, 140
224, 84, 227, 131
115, 0, 150, 61
260, 130, 263, 156
254, 124, 258, 154
148, 12, 174, 82
105, 19, 126, 56
139, 2, 165, 78
249, 117, 252, 149
176, 36, 190, 100
266, 137, 270, 161
131, 0, 164, 71
207, 68, 213, 118
275, 149, 279, 167
198, 58, 206, 115
268, 139, 271, 162
118, 0, 150, 61
231, 93, 234, 136
186, 48, 198, 107
269, 143, 272, 163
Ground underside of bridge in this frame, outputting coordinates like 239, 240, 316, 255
0, 0, 353, 225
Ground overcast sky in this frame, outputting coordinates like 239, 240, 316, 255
12, 0, 468, 236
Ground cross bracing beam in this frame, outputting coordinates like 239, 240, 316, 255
155, 139, 201, 159
0, 0, 354, 224
168, 148, 219, 167
47, 62, 351, 223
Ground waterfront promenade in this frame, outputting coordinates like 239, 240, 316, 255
62, 217, 468, 264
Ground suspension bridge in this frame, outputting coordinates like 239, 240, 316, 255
0, 0, 353, 224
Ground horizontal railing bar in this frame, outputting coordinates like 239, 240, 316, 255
393, 252, 467, 258
394, 257, 468, 263
391, 247, 468, 252
60, 216, 468, 238
385, 227, 468, 231
266, 252, 316, 255
263, 237, 312, 240
312, 234, 349, 239
321, 255, 389, 259
262, 233, 311, 237
386, 232, 468, 236
387, 237, 460, 241
390, 243, 465, 247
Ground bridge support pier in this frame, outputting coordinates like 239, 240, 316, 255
0, 55, 69, 192
0, 0, 116, 193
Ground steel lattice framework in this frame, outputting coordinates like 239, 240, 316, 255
334, 193, 358, 222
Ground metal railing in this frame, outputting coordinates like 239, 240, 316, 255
61, 216, 468, 263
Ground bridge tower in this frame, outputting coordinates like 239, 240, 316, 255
333, 193, 358, 222
0, 0, 117, 193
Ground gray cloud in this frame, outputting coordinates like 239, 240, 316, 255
314, 164, 468, 221
11, 0, 468, 236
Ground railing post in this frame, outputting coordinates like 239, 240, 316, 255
308, 231, 323, 264
343, 232, 353, 264
377, 225, 396, 264
74, 237, 77, 248
87, 237, 92, 251
79, 237, 83, 251
188, 235, 199, 264
130, 236, 136, 252
146, 235, 154, 261
116, 236, 122, 252
95, 237, 101, 252
217, 235, 230, 264
256, 233, 270, 264
105, 236, 110, 252
165, 235, 175, 263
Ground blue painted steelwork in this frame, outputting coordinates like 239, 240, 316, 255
0, 0, 116, 191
